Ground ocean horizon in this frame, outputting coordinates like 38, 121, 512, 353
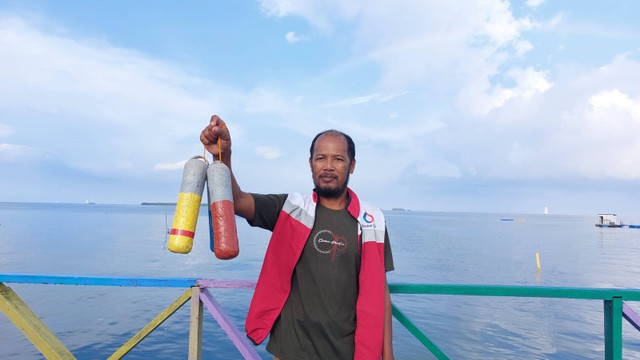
1, 202, 640, 359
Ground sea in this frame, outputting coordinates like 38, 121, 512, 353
1, 202, 640, 359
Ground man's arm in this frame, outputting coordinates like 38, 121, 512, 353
383, 279, 394, 360
200, 115, 255, 221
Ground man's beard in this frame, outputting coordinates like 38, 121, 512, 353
313, 173, 350, 199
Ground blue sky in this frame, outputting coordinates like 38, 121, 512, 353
1, 0, 639, 217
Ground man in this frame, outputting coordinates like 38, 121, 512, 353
200, 115, 394, 360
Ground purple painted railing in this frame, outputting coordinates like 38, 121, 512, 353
623, 302, 640, 332
196, 279, 259, 359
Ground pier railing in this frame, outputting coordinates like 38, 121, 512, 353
2, 274, 640, 359
388, 284, 640, 360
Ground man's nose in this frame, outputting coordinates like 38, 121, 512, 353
323, 159, 336, 170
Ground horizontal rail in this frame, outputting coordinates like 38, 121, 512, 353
0, 274, 197, 288
5, 274, 640, 301
6, 275, 640, 301
389, 283, 640, 300
0, 274, 256, 289
3, 274, 640, 360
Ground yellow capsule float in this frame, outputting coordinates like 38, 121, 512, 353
167, 155, 208, 254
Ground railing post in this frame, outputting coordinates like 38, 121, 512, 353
188, 286, 203, 360
604, 297, 623, 360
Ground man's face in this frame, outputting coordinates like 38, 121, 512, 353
309, 133, 356, 199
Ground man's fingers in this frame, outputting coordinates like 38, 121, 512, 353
200, 131, 212, 146
201, 115, 230, 154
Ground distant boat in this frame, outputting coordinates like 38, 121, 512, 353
501, 218, 525, 222
595, 214, 624, 228
544, 206, 548, 215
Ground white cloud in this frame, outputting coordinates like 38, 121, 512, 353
547, 13, 563, 28
259, 0, 360, 32
244, 87, 294, 114
526, 0, 545, 8
450, 56, 640, 181
0, 143, 36, 162
0, 123, 14, 137
515, 40, 534, 56
285, 31, 300, 43
589, 89, 640, 119
481, 2, 536, 46
154, 160, 187, 171
456, 66, 552, 116
2, 2, 639, 212
255, 146, 282, 160
508, 67, 553, 99
0, 16, 236, 175
260, 0, 539, 96
324, 92, 407, 108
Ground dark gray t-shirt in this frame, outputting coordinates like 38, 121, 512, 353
248, 193, 394, 360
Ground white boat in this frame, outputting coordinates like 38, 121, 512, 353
595, 214, 624, 228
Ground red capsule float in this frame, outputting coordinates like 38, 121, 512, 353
167, 155, 208, 254
207, 160, 239, 259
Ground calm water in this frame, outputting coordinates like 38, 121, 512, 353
1, 203, 640, 359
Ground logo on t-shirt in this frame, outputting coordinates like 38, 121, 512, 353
362, 211, 375, 223
313, 229, 347, 260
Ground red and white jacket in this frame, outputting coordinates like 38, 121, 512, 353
245, 188, 387, 359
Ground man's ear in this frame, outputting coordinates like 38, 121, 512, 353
349, 158, 356, 174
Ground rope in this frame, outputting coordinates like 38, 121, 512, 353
217, 123, 226, 161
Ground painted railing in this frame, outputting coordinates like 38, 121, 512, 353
0, 274, 259, 360
2, 274, 640, 359
388, 284, 640, 360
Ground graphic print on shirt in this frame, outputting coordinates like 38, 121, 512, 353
312, 229, 348, 261
362, 211, 374, 223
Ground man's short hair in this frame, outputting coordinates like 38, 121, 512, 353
309, 130, 356, 162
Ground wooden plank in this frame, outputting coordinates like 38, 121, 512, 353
188, 286, 203, 360
107, 289, 192, 360
0, 283, 76, 359
0, 274, 196, 288
200, 288, 261, 359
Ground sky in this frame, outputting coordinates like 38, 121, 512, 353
0, 0, 639, 217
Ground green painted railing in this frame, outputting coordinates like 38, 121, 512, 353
388, 284, 640, 360
2, 274, 640, 359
